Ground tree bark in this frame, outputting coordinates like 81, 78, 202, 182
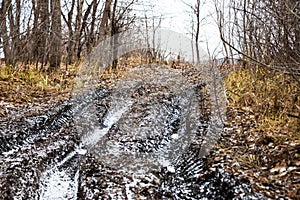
111, 0, 118, 69
98, 0, 111, 41
74, 0, 84, 60
49, 0, 62, 70
0, 0, 12, 65
0, 0, 21, 66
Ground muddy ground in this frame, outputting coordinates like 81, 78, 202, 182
0, 65, 298, 199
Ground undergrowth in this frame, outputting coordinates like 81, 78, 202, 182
0, 64, 77, 105
225, 65, 300, 140
0, 56, 146, 104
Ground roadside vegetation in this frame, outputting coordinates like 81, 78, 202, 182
0, 64, 76, 106
220, 65, 300, 198
212, 0, 300, 196
226, 66, 300, 135
0, 54, 150, 107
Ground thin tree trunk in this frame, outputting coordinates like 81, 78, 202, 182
111, 0, 118, 69
49, 0, 62, 70
195, 0, 200, 64
74, 0, 84, 60
0, 0, 12, 65
98, 0, 111, 41
63, 0, 75, 67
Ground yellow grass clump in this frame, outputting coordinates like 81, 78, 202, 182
225, 65, 300, 139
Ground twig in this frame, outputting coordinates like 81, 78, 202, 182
286, 113, 300, 119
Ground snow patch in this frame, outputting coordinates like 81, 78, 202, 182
39, 168, 77, 200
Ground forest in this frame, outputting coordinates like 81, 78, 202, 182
0, 0, 299, 199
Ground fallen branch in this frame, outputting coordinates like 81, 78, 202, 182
286, 113, 300, 119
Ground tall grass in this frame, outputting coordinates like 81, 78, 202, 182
225, 65, 300, 136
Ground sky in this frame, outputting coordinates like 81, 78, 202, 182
151, 0, 223, 58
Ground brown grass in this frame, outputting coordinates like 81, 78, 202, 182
225, 65, 300, 138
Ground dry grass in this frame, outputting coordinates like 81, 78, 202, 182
225, 66, 300, 138
221, 65, 300, 198
0, 64, 77, 105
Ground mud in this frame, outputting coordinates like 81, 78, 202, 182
0, 65, 264, 199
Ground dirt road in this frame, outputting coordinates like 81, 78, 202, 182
0, 65, 263, 199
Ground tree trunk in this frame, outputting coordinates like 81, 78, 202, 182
32, 0, 50, 70
49, 0, 62, 70
98, 0, 111, 41
0, 0, 22, 66
64, 0, 75, 66
0, 0, 12, 65
111, 0, 118, 69
195, 0, 200, 64
74, 0, 84, 60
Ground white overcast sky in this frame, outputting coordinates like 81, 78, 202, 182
150, 0, 223, 57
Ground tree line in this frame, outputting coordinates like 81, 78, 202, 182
215, 0, 299, 81
1, 0, 299, 76
0, 0, 137, 71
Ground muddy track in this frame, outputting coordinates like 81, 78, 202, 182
0, 65, 264, 199
0, 89, 110, 199
0, 89, 109, 154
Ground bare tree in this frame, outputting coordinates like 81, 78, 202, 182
108, 0, 136, 69
61, 0, 101, 63
0, 0, 137, 71
98, 0, 112, 41
215, 0, 300, 75
61, 0, 76, 66
0, 1, 11, 64
183, 0, 207, 64
0, 0, 22, 66
49, 0, 62, 70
